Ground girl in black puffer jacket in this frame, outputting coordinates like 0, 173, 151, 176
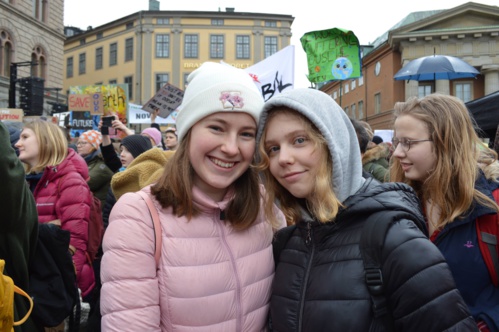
256, 88, 476, 332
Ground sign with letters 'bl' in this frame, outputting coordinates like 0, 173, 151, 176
68, 93, 103, 115
142, 83, 184, 118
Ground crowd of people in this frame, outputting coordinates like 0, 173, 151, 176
1, 61, 498, 332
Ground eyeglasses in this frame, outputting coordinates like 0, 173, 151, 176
392, 137, 432, 151
76, 141, 88, 146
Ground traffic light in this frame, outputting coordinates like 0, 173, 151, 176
19, 77, 44, 116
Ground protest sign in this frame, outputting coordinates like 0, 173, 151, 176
142, 83, 184, 118
0, 108, 23, 122
301, 28, 361, 83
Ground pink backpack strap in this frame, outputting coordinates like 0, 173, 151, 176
137, 191, 162, 267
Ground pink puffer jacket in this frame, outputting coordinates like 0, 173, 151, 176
101, 185, 285, 332
31, 148, 94, 297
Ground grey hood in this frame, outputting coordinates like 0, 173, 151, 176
257, 88, 365, 203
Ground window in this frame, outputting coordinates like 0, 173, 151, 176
358, 101, 364, 120
96, 32, 103, 40
264, 36, 277, 58
359, 76, 364, 86
80, 39, 86, 46
30, 46, 46, 79
126, 22, 134, 30
333, 91, 337, 99
157, 18, 169, 24
109, 79, 117, 84
124, 76, 133, 100
236, 35, 250, 59
33, 0, 47, 22
156, 34, 169, 58
351, 80, 356, 90
211, 19, 224, 26
455, 82, 473, 102
125, 38, 133, 62
344, 84, 349, 94
374, 93, 381, 114
351, 103, 357, 119
0, 30, 13, 77
344, 106, 349, 116
184, 35, 198, 59
95, 47, 103, 70
79, 53, 86, 75
418, 84, 433, 98
210, 35, 224, 59
265, 21, 277, 27
66, 57, 73, 78
156, 73, 169, 91
109, 42, 117, 66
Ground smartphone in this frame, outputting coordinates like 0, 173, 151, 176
102, 116, 114, 127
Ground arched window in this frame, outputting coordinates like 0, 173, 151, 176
31, 46, 46, 79
0, 30, 13, 77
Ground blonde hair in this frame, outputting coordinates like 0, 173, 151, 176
22, 120, 68, 174
151, 128, 263, 231
257, 108, 342, 225
390, 93, 498, 229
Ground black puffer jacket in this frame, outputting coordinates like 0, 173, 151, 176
270, 180, 476, 331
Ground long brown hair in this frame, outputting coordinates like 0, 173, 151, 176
22, 120, 68, 174
150, 129, 261, 231
256, 108, 342, 225
390, 93, 498, 229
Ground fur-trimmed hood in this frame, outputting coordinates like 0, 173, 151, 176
362, 144, 390, 165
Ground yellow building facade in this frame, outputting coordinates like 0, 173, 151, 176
64, 9, 294, 105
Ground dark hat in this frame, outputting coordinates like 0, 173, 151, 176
372, 135, 383, 145
4, 121, 22, 155
120, 135, 152, 158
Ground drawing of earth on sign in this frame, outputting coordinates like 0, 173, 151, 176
331, 57, 353, 80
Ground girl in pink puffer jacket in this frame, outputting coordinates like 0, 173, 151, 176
101, 62, 285, 332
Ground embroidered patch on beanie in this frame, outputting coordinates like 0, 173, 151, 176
120, 135, 152, 158
80, 130, 102, 150
175, 62, 264, 142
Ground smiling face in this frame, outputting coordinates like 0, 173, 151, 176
264, 111, 323, 200
392, 114, 437, 182
15, 128, 40, 168
188, 112, 257, 202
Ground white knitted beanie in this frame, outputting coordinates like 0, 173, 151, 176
176, 62, 263, 142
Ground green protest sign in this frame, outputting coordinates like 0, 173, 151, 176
301, 28, 361, 83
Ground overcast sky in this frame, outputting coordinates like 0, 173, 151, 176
64, 0, 498, 89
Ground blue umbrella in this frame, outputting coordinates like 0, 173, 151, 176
394, 55, 479, 81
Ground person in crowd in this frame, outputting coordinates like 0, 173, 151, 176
350, 117, 374, 180
256, 88, 475, 331
362, 137, 390, 182
164, 127, 178, 151
0, 121, 40, 332
141, 127, 163, 149
391, 93, 499, 332
76, 130, 113, 209
100, 62, 285, 331
151, 123, 167, 150
14, 120, 95, 300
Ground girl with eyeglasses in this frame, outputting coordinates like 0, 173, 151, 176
391, 93, 499, 332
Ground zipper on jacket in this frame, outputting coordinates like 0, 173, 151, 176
298, 221, 314, 332
215, 209, 243, 332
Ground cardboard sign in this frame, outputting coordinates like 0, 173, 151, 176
0, 108, 23, 122
142, 83, 184, 118
68, 93, 103, 115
